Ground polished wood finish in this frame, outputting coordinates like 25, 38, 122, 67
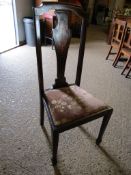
107, 16, 131, 45
113, 22, 131, 77
34, 0, 84, 41
33, 2, 113, 166
53, 10, 71, 88
106, 19, 127, 62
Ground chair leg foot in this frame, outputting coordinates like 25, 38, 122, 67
40, 120, 44, 126
51, 157, 57, 166
96, 138, 102, 145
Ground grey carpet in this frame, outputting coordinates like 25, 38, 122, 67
0, 25, 131, 175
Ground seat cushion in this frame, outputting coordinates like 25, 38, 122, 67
45, 85, 108, 126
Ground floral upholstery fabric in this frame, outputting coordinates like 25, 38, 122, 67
45, 85, 108, 126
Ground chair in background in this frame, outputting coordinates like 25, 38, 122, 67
34, 2, 113, 166
113, 22, 131, 78
106, 19, 127, 62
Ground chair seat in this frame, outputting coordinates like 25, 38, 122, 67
45, 85, 108, 126
112, 40, 120, 49
121, 47, 131, 57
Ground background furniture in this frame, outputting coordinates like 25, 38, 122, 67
113, 22, 131, 77
106, 18, 127, 62
92, 0, 109, 25
107, 15, 131, 44
34, 2, 113, 166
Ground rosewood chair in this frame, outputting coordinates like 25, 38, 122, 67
33, 2, 113, 166
106, 19, 127, 63
113, 22, 131, 78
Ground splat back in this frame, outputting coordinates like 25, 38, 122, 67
53, 10, 71, 88
34, 2, 88, 91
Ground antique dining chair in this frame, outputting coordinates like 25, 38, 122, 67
113, 22, 131, 78
106, 18, 127, 63
33, 2, 113, 166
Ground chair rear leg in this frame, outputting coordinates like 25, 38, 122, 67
121, 57, 130, 75
112, 51, 121, 67
52, 130, 59, 166
106, 46, 112, 60
40, 97, 44, 126
96, 109, 113, 145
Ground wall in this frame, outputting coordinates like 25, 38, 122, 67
15, 0, 33, 43
88, 0, 126, 23
88, 0, 95, 22
115, 0, 125, 9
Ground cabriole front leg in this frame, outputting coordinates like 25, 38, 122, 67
96, 109, 113, 145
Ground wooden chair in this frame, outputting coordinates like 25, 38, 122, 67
113, 22, 131, 78
106, 19, 127, 62
33, 2, 113, 166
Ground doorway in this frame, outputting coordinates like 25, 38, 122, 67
92, 0, 110, 25
0, 0, 18, 53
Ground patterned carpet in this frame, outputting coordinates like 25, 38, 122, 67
0, 25, 131, 175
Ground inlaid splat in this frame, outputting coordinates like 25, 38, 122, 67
53, 10, 71, 88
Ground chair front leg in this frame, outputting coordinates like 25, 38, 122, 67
106, 46, 112, 60
40, 97, 44, 126
125, 67, 131, 78
96, 109, 113, 145
52, 130, 59, 166
112, 51, 122, 67
121, 57, 131, 75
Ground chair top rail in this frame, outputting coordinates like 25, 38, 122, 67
115, 18, 127, 26
34, 2, 88, 19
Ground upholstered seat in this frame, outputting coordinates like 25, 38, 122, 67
46, 85, 108, 126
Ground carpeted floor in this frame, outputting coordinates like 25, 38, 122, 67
0, 25, 131, 175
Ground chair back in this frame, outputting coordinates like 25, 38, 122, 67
111, 19, 127, 47
122, 22, 131, 50
33, 2, 88, 93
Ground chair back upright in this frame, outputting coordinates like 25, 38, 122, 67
122, 22, 131, 51
33, 2, 88, 95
